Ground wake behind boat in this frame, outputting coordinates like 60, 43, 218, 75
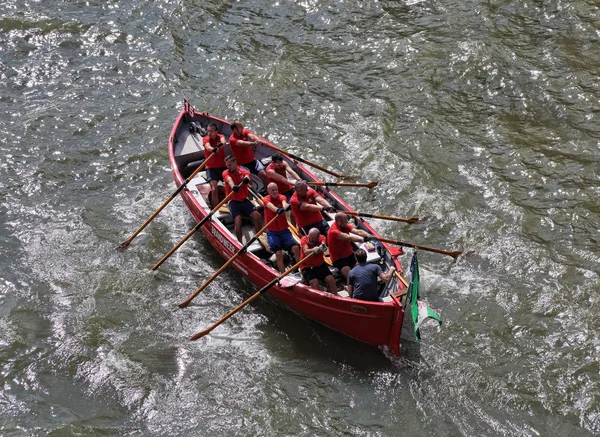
168, 99, 409, 356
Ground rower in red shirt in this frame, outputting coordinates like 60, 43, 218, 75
262, 182, 300, 273
229, 120, 269, 191
289, 180, 334, 236
299, 228, 337, 294
327, 212, 371, 281
202, 122, 227, 207
222, 155, 262, 242
265, 153, 300, 199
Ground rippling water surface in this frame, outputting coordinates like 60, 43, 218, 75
1, 0, 599, 435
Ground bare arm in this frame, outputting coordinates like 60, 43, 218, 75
379, 267, 397, 283
266, 168, 295, 188
283, 161, 301, 180
350, 228, 370, 238
334, 232, 364, 243
314, 195, 332, 209
224, 175, 235, 190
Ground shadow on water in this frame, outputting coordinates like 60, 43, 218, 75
249, 293, 422, 373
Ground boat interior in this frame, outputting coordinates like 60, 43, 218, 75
172, 116, 403, 302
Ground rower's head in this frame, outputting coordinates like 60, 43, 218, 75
334, 212, 349, 228
355, 249, 368, 264
271, 153, 285, 169
225, 155, 238, 172
267, 182, 279, 198
230, 120, 244, 137
207, 122, 219, 139
295, 180, 308, 197
307, 228, 321, 245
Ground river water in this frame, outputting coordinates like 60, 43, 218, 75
1, 0, 599, 435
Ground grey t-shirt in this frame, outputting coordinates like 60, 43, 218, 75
348, 262, 383, 301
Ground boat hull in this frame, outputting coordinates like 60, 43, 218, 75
168, 102, 406, 356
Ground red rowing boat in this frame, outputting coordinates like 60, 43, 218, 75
168, 99, 409, 356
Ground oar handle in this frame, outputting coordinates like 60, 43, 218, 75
189, 250, 319, 341
151, 188, 239, 270
377, 237, 462, 260
178, 212, 282, 308
344, 211, 419, 224
118, 154, 214, 249
261, 143, 348, 179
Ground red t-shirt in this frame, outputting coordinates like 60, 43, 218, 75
327, 222, 355, 261
262, 194, 288, 232
202, 134, 226, 168
290, 188, 323, 229
266, 162, 293, 194
222, 167, 251, 202
229, 128, 255, 165
300, 234, 326, 269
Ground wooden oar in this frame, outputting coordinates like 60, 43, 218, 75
118, 153, 215, 249
151, 181, 247, 270
344, 211, 420, 224
308, 181, 378, 189
189, 249, 320, 341
178, 212, 282, 308
261, 143, 349, 179
376, 237, 462, 260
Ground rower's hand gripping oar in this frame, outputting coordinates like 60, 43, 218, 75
308, 181, 378, 189
118, 152, 216, 249
189, 246, 322, 341
344, 210, 421, 225
260, 143, 350, 179
151, 178, 249, 270
178, 210, 284, 308
376, 237, 462, 260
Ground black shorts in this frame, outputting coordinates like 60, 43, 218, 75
300, 219, 330, 236
206, 167, 226, 182
333, 252, 357, 270
301, 263, 332, 283
228, 199, 256, 219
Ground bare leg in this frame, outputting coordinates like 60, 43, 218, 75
291, 245, 300, 263
340, 266, 351, 282
258, 170, 269, 189
250, 210, 262, 234
234, 216, 243, 242
308, 278, 321, 291
275, 250, 285, 273
210, 180, 219, 208
324, 275, 337, 294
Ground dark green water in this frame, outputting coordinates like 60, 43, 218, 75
1, 0, 599, 435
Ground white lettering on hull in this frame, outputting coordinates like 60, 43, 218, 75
210, 224, 248, 275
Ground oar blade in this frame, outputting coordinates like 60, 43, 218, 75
189, 329, 211, 341
117, 239, 132, 250
367, 181, 378, 189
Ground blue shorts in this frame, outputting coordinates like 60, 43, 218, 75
241, 159, 265, 175
206, 167, 226, 183
228, 199, 256, 219
301, 219, 330, 236
266, 229, 298, 252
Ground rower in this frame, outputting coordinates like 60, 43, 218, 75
327, 212, 371, 281
289, 180, 334, 236
262, 182, 300, 273
222, 155, 262, 242
229, 120, 269, 192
